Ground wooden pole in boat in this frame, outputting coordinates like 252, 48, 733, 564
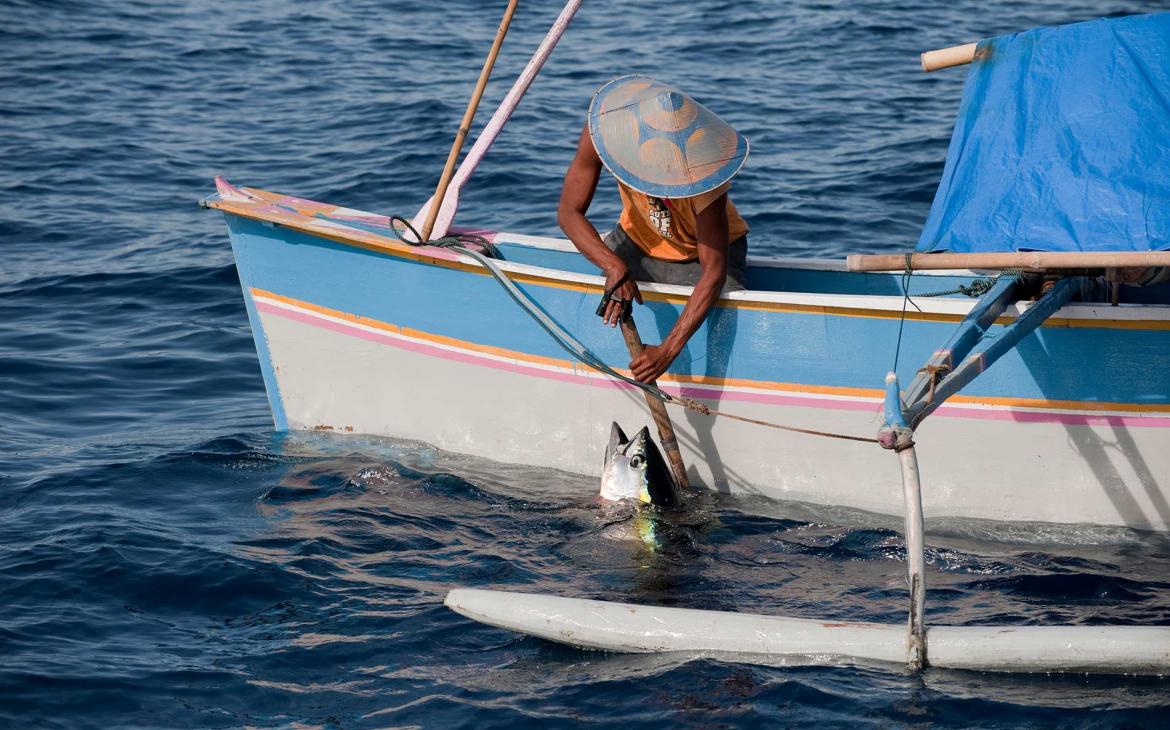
847, 250, 1170, 272
920, 42, 978, 72
419, 0, 519, 243
411, 0, 584, 240
620, 318, 691, 490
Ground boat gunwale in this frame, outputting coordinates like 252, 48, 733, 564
206, 194, 1170, 328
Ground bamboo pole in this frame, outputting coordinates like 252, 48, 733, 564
411, 0, 583, 240
847, 250, 1170, 272
880, 372, 926, 670
619, 318, 691, 490
920, 42, 977, 72
419, 0, 519, 243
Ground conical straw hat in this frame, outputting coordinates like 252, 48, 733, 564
588, 75, 749, 199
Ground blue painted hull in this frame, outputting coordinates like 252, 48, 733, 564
208, 184, 1170, 530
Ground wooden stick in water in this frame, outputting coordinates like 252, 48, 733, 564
620, 318, 691, 490
920, 42, 978, 72
420, 0, 519, 242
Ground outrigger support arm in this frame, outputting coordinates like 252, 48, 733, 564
905, 276, 1080, 427
879, 275, 1083, 670
920, 42, 978, 72
899, 274, 1027, 423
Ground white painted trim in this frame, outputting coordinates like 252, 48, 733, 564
476, 232, 1170, 322
456, 252, 1170, 322
493, 230, 582, 253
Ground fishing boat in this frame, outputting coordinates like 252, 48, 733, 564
205, 5, 1170, 673
205, 180, 1170, 532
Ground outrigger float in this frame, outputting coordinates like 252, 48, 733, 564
205, 4, 1170, 673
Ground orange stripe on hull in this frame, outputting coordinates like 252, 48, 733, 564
250, 288, 1170, 416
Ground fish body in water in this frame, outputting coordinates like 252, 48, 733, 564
600, 423, 682, 508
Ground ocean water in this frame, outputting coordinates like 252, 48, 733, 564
2, 0, 1169, 726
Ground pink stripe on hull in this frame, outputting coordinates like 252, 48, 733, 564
255, 299, 1170, 429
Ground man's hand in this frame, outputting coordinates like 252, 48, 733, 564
630, 342, 678, 383
601, 267, 643, 327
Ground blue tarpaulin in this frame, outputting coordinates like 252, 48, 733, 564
917, 13, 1170, 254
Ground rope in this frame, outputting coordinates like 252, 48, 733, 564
914, 269, 1024, 298
388, 215, 502, 258
390, 218, 879, 445
668, 396, 879, 443
892, 252, 914, 373
916, 363, 950, 405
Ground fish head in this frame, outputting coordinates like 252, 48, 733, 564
600, 423, 681, 508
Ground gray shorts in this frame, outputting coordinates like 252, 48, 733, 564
602, 226, 748, 293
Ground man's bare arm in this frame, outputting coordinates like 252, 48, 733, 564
557, 123, 642, 325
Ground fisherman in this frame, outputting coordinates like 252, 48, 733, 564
558, 75, 750, 384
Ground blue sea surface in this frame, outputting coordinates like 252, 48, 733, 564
3, 0, 1169, 727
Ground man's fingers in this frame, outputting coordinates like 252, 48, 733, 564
631, 360, 654, 383
629, 350, 665, 383
629, 356, 645, 378
605, 300, 621, 326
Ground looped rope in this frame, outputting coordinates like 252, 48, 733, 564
389, 216, 502, 259
914, 268, 1025, 298
385, 220, 878, 445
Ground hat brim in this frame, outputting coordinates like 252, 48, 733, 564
588, 75, 749, 199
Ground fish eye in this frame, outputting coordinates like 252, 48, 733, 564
629, 454, 645, 469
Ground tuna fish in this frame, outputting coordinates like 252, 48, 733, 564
599, 422, 682, 508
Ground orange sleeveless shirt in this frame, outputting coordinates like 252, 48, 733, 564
616, 182, 749, 262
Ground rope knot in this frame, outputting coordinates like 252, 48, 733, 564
916, 363, 951, 405
958, 279, 994, 297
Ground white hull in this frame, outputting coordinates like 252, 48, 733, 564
257, 302, 1170, 531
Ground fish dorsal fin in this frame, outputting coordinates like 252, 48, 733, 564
605, 422, 630, 464
630, 426, 652, 456
626, 425, 655, 457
